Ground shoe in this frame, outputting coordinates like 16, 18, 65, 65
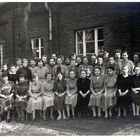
63, 116, 66, 120
57, 116, 62, 120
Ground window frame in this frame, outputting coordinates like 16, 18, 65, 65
76, 27, 103, 56
31, 37, 44, 59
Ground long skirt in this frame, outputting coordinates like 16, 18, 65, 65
42, 94, 54, 111
88, 93, 103, 108
65, 94, 77, 107
14, 98, 28, 110
54, 94, 65, 110
117, 92, 131, 109
130, 91, 140, 106
102, 89, 117, 110
26, 95, 43, 113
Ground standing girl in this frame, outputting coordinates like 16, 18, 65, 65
88, 67, 104, 118
54, 72, 67, 120
65, 70, 77, 119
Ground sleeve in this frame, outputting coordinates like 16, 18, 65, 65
90, 78, 94, 94
116, 75, 121, 89
66, 79, 70, 94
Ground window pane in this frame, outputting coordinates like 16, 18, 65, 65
98, 41, 104, 53
85, 29, 94, 41
35, 39, 39, 48
41, 48, 44, 56
41, 38, 44, 47
98, 28, 103, 40
77, 43, 83, 55
77, 31, 83, 42
86, 42, 95, 54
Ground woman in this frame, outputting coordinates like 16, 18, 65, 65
26, 74, 43, 121
131, 66, 140, 117
76, 70, 90, 117
0, 73, 15, 121
42, 73, 54, 120
103, 66, 117, 118
15, 74, 29, 121
116, 65, 131, 118
65, 70, 77, 119
88, 67, 104, 118
8, 65, 17, 84
54, 72, 66, 120
34, 59, 49, 82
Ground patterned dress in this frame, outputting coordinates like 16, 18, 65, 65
26, 81, 43, 113
103, 74, 117, 109
65, 78, 77, 107
0, 81, 15, 111
88, 75, 104, 107
42, 80, 54, 110
14, 82, 29, 110
54, 79, 66, 110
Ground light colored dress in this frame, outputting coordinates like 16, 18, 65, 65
88, 75, 104, 107
65, 78, 77, 107
26, 81, 43, 113
103, 74, 117, 110
42, 80, 54, 110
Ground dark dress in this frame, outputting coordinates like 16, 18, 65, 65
8, 72, 17, 84
130, 75, 140, 106
16, 67, 32, 83
76, 78, 90, 115
116, 74, 132, 109
14, 82, 29, 110
54, 79, 66, 110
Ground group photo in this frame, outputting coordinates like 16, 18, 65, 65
0, 1, 140, 136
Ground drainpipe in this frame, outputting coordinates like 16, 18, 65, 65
45, 3, 52, 53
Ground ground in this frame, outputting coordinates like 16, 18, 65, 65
0, 117, 140, 135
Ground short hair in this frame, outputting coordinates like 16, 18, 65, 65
106, 66, 115, 71
16, 58, 22, 62
22, 58, 28, 63
115, 49, 121, 54
2, 73, 8, 78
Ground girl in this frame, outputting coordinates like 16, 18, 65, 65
76, 70, 90, 117
26, 74, 43, 121
116, 65, 131, 118
15, 74, 29, 121
65, 70, 77, 119
0, 73, 15, 121
103, 66, 117, 118
131, 66, 140, 117
88, 67, 104, 118
8, 65, 17, 84
42, 73, 54, 120
54, 72, 66, 120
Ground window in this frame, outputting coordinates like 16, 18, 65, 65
31, 37, 44, 59
76, 27, 104, 56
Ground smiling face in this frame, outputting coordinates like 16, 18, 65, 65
94, 68, 101, 76
69, 71, 75, 79
10, 66, 16, 73
46, 74, 52, 80
122, 52, 128, 60
30, 60, 36, 67
107, 68, 114, 76
133, 54, 140, 63
2, 64, 8, 71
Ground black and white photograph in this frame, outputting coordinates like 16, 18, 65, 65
0, 1, 140, 136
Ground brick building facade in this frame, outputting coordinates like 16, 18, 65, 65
0, 2, 140, 65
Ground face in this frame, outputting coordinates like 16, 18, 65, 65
16, 60, 22, 66
76, 57, 82, 64
65, 58, 70, 65
2, 65, 8, 71
57, 58, 62, 65
133, 55, 139, 62
38, 61, 43, 67
42, 56, 47, 63
83, 58, 88, 64
94, 68, 101, 76
71, 60, 76, 66
97, 58, 103, 65
135, 67, 140, 75
109, 57, 115, 65
10, 66, 16, 73
122, 53, 128, 60
107, 68, 114, 76
80, 71, 86, 78
69, 71, 75, 79
52, 54, 57, 59
49, 59, 55, 66
122, 66, 129, 74
30, 60, 36, 67
19, 77, 25, 82
3, 76, 8, 82
91, 56, 97, 62
23, 61, 28, 67
47, 74, 52, 80
57, 73, 63, 80
115, 53, 121, 59
104, 53, 109, 59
